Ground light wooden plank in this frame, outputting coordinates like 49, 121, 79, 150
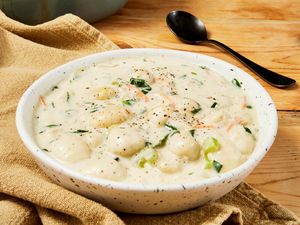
246, 111, 300, 216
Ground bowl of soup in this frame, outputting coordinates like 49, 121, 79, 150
16, 48, 277, 214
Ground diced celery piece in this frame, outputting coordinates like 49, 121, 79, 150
203, 137, 221, 155
137, 148, 158, 168
202, 137, 222, 171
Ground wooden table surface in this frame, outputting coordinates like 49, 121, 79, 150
94, 0, 300, 217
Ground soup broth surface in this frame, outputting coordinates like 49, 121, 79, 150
34, 55, 258, 184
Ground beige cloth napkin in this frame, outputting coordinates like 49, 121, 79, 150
0, 11, 299, 225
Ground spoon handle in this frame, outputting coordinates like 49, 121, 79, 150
208, 39, 296, 88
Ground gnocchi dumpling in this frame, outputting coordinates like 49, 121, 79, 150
132, 68, 154, 84
174, 97, 201, 114
93, 86, 117, 100
147, 105, 174, 126
49, 135, 90, 163
106, 127, 145, 156
228, 125, 254, 154
84, 130, 107, 149
202, 111, 230, 125
167, 132, 201, 160
77, 155, 127, 181
157, 150, 182, 173
90, 105, 131, 128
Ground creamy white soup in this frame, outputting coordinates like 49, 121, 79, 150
33, 55, 258, 184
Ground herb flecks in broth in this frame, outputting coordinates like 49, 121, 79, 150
33, 56, 257, 184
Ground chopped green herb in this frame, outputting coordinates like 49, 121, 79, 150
246, 105, 252, 109
189, 129, 195, 137
191, 72, 197, 75
170, 91, 177, 95
90, 109, 98, 113
42, 148, 49, 152
130, 78, 152, 94
213, 160, 223, 173
51, 86, 58, 91
65, 109, 73, 115
46, 124, 61, 128
72, 129, 89, 133
243, 126, 252, 134
38, 130, 45, 134
165, 123, 179, 136
137, 149, 158, 168
122, 99, 136, 106
211, 102, 217, 108
200, 66, 207, 69
66, 92, 70, 102
191, 78, 204, 86
153, 134, 169, 148
191, 106, 202, 114
188, 172, 194, 175
165, 123, 178, 131
170, 131, 179, 136
145, 141, 152, 147
51, 102, 55, 108
232, 78, 242, 88
49, 138, 58, 144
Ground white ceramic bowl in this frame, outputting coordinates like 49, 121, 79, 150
16, 48, 277, 214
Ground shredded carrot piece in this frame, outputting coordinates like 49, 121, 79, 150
39, 95, 46, 106
226, 122, 235, 132
160, 92, 175, 107
241, 96, 247, 109
126, 83, 134, 90
235, 116, 247, 125
127, 84, 149, 102
235, 116, 242, 124
137, 90, 149, 102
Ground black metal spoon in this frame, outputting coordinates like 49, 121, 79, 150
166, 10, 296, 88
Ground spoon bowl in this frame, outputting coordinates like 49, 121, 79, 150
167, 11, 208, 44
166, 10, 296, 88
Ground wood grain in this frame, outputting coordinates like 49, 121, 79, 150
246, 111, 300, 216
93, 0, 300, 217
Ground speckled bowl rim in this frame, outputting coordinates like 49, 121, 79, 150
16, 48, 278, 192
